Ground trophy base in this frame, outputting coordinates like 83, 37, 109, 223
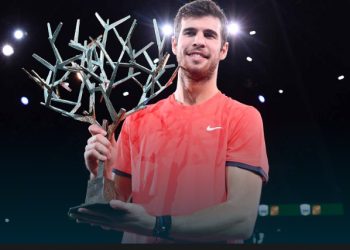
68, 202, 126, 220
68, 165, 121, 220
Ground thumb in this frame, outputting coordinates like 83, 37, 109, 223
88, 124, 107, 136
110, 200, 129, 212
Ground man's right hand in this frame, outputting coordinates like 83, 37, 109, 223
84, 124, 113, 177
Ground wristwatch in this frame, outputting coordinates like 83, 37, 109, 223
152, 215, 172, 239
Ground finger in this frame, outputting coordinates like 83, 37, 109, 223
71, 210, 112, 224
84, 149, 108, 162
78, 218, 114, 231
76, 217, 112, 228
110, 200, 129, 212
85, 143, 112, 159
88, 124, 107, 136
76, 218, 95, 227
87, 135, 112, 149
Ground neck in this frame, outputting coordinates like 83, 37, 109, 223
174, 68, 219, 106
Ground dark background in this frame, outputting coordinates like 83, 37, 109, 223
0, 0, 349, 244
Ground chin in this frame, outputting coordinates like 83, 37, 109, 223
186, 69, 212, 81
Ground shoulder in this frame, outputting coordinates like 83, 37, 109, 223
219, 93, 262, 124
124, 95, 171, 123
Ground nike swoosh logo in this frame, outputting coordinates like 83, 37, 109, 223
206, 126, 223, 132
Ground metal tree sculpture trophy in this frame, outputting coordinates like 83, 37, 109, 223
23, 13, 178, 214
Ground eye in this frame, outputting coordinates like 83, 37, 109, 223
184, 30, 196, 36
204, 32, 216, 39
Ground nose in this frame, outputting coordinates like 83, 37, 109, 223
192, 32, 205, 48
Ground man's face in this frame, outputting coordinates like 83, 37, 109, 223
172, 16, 228, 81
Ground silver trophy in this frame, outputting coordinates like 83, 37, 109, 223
23, 13, 178, 215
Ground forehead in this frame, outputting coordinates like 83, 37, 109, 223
180, 16, 222, 33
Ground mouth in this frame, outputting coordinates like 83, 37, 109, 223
186, 51, 209, 59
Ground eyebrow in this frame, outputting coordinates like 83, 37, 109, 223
182, 27, 219, 38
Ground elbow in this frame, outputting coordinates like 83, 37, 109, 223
240, 215, 257, 239
225, 216, 257, 240
239, 221, 255, 240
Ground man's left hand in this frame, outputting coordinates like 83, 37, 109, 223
70, 200, 155, 236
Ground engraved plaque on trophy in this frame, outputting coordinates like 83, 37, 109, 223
23, 13, 178, 217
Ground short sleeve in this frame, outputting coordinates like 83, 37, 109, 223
226, 106, 269, 182
112, 117, 132, 177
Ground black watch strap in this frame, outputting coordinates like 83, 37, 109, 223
152, 215, 172, 239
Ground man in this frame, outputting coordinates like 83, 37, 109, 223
75, 0, 269, 243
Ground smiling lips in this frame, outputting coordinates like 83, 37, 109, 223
186, 50, 209, 59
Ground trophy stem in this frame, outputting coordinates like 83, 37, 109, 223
97, 160, 105, 179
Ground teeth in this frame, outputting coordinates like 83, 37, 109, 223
190, 54, 204, 59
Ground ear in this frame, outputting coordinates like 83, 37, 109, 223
219, 42, 229, 60
171, 36, 177, 55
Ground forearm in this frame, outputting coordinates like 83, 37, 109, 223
168, 201, 257, 242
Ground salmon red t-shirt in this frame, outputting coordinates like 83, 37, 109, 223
112, 91, 269, 243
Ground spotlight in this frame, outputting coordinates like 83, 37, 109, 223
161, 24, 173, 36
258, 95, 265, 103
14, 29, 25, 40
227, 22, 241, 36
338, 75, 345, 80
246, 57, 253, 62
123, 91, 129, 97
2, 44, 14, 56
278, 89, 284, 94
21, 96, 29, 105
249, 31, 256, 36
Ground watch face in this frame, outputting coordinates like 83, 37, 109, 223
153, 216, 172, 238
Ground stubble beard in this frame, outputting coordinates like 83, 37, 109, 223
179, 55, 219, 82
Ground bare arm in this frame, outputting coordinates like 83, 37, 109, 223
71, 167, 262, 242
169, 167, 262, 241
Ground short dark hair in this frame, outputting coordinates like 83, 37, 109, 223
174, 0, 228, 46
